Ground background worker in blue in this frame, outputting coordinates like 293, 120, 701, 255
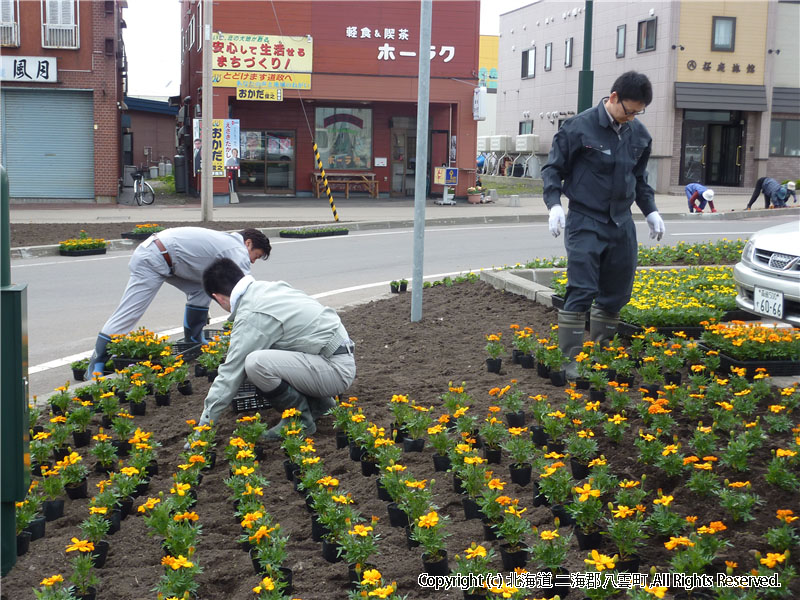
542, 71, 665, 378
685, 183, 716, 213
86, 227, 271, 379
745, 177, 797, 209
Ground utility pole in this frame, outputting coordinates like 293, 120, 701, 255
200, 0, 213, 221
577, 0, 594, 113
410, 0, 432, 323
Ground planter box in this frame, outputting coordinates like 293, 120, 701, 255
171, 341, 202, 361
698, 344, 800, 379
121, 231, 156, 240
279, 229, 349, 239
617, 320, 705, 340
59, 248, 107, 257
232, 382, 271, 413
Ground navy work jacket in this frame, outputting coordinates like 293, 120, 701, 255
542, 100, 657, 225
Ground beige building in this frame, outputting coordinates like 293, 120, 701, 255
496, 0, 799, 194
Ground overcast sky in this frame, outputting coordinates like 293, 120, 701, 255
123, 0, 534, 97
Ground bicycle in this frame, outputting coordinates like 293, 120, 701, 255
132, 170, 155, 206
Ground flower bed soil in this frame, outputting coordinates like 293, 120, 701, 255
2, 282, 797, 600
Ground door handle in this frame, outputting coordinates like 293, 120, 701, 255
701, 145, 706, 166
736, 145, 741, 167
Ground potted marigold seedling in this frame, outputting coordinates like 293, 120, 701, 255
401, 404, 433, 452
89, 430, 117, 474
453, 543, 496, 597
411, 510, 450, 575
66, 537, 99, 600
496, 502, 530, 570
492, 381, 526, 427
426, 423, 454, 472
478, 409, 507, 463
485, 333, 504, 373
502, 426, 535, 486
79, 514, 111, 568
529, 523, 572, 590
567, 480, 605, 550
603, 502, 648, 571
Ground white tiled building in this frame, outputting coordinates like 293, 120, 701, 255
496, 0, 799, 193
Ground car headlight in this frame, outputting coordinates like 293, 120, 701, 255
742, 240, 755, 263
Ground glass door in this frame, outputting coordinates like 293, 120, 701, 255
680, 123, 706, 184
265, 131, 295, 193
680, 111, 744, 187
708, 123, 743, 186
239, 130, 265, 190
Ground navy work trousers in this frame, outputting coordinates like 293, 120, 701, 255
563, 210, 638, 314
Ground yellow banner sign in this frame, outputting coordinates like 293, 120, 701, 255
212, 32, 313, 73
236, 88, 283, 102
212, 71, 311, 90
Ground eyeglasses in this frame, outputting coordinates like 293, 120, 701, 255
619, 99, 646, 117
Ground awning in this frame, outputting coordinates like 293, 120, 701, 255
674, 82, 767, 112
772, 87, 800, 114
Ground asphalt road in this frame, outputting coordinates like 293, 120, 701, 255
11, 213, 795, 400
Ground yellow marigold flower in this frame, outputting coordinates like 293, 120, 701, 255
505, 506, 527, 517
65, 538, 94, 553
768, 404, 786, 413
317, 476, 339, 487
331, 494, 352, 504
234, 465, 254, 476
385, 464, 406, 472
465, 544, 488, 559
776, 448, 797, 458
608, 414, 627, 424
349, 524, 374, 537
173, 511, 199, 522
642, 585, 668, 598
725, 561, 738, 569
690, 364, 706, 373
137, 497, 160, 513
453, 406, 469, 418
613, 505, 635, 519
661, 444, 678, 456
120, 466, 139, 477
619, 480, 640, 488
41, 575, 64, 587
463, 456, 486, 465
664, 536, 694, 550
487, 478, 505, 490
540, 529, 559, 540
361, 568, 382, 586
253, 575, 276, 593
405, 479, 427, 490
585, 401, 600, 412
161, 554, 194, 570
508, 426, 528, 436
574, 483, 601, 502
495, 496, 513, 506
170, 483, 191, 496
588, 457, 607, 467
544, 451, 565, 459
351, 413, 366, 422
653, 495, 674, 506
188, 454, 206, 465
685, 515, 698, 524
577, 429, 595, 438
760, 553, 786, 568
368, 584, 398, 598
584, 549, 617, 571
90, 506, 108, 515
417, 511, 439, 528
727, 481, 750, 488
694, 462, 713, 470
427, 424, 444, 435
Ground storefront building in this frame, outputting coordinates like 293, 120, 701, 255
0, 0, 127, 202
178, 0, 480, 200
495, 0, 798, 194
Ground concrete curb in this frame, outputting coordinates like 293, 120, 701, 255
9, 206, 797, 259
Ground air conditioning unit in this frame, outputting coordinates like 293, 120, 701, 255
515, 134, 540, 152
476, 137, 489, 152
490, 135, 514, 152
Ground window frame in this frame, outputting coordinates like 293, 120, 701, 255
41, 0, 80, 49
519, 121, 533, 135
544, 42, 552, 71
1, 0, 21, 47
711, 16, 736, 52
314, 107, 373, 171
197, 1, 202, 50
565, 36, 573, 67
616, 24, 626, 58
637, 17, 656, 53
769, 118, 800, 157
521, 47, 535, 79
189, 15, 195, 50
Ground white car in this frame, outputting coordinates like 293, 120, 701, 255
734, 221, 800, 326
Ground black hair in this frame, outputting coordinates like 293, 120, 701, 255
203, 258, 245, 298
610, 71, 653, 105
239, 228, 271, 260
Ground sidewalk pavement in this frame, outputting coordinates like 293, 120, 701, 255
10, 190, 799, 258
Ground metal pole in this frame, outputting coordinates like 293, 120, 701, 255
1, 166, 9, 287
577, 0, 594, 113
410, 0, 432, 323
200, 0, 213, 222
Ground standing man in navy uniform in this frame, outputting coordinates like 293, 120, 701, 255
541, 71, 665, 378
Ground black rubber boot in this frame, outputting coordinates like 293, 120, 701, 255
589, 306, 620, 349
558, 309, 587, 380
184, 304, 209, 343
309, 396, 337, 420
261, 381, 315, 441
85, 333, 112, 381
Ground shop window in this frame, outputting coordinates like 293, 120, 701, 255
41, 0, 79, 49
189, 16, 195, 50
544, 43, 552, 71
565, 37, 573, 67
616, 25, 626, 58
637, 18, 656, 53
711, 16, 735, 52
315, 107, 372, 170
1, 0, 20, 46
519, 121, 533, 134
770, 119, 800, 156
521, 47, 535, 79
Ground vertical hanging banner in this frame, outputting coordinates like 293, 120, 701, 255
195, 118, 240, 177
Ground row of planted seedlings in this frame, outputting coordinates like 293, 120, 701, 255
277, 407, 406, 600
28, 423, 161, 600
330, 370, 799, 599
224, 413, 297, 600
484, 324, 800, 596
136, 419, 217, 599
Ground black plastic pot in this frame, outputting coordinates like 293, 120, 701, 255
387, 502, 409, 528
16, 531, 31, 556
509, 463, 532, 486
499, 544, 528, 571
24, 515, 46, 541
42, 499, 65, 521
403, 437, 425, 452
432, 453, 451, 472
421, 551, 449, 576
486, 358, 502, 374
505, 410, 526, 428
575, 526, 603, 550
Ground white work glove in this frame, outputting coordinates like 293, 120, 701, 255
548, 205, 566, 237
646, 211, 666, 241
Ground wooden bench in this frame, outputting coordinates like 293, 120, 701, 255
311, 171, 379, 199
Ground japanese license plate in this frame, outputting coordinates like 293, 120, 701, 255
753, 286, 784, 319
